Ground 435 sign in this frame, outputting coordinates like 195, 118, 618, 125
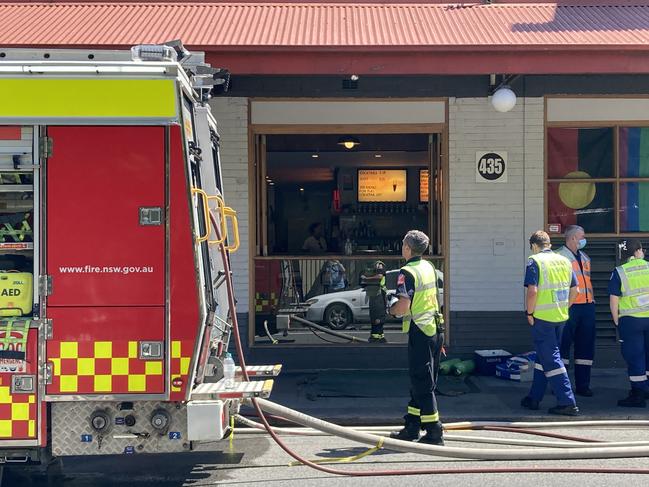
476, 151, 508, 183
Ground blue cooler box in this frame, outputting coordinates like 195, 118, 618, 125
473, 349, 512, 376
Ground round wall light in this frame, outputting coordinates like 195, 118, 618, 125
337, 136, 360, 150
491, 86, 517, 113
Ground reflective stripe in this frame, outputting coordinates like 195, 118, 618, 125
630, 375, 647, 382
545, 366, 567, 378
574, 359, 593, 366
411, 311, 437, 322
410, 265, 436, 292
535, 302, 568, 310
619, 305, 649, 317
562, 358, 570, 365
624, 287, 649, 296
407, 406, 421, 416
537, 283, 569, 291
420, 413, 440, 424
416, 282, 437, 292
534, 363, 544, 371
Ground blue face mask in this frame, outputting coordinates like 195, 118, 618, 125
578, 238, 587, 250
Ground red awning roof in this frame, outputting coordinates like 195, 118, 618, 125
2, 2, 649, 74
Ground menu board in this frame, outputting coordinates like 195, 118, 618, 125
420, 169, 429, 203
358, 169, 407, 202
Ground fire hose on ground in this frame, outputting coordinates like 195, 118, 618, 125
210, 211, 649, 476
234, 414, 649, 449
288, 315, 363, 343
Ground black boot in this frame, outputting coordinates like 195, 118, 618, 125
417, 421, 444, 446
390, 416, 420, 441
618, 389, 647, 408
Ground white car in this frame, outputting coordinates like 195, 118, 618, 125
304, 269, 444, 330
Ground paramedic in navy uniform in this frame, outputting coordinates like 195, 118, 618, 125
521, 230, 580, 416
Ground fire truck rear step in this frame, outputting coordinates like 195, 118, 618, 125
190, 379, 274, 400
235, 365, 282, 378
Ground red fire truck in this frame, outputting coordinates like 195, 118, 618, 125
0, 44, 277, 464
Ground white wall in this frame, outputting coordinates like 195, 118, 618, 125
209, 97, 250, 312
448, 97, 544, 311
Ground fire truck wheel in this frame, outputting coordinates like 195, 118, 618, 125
324, 303, 352, 330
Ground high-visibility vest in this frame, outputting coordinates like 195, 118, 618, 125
401, 259, 439, 336
617, 258, 649, 318
556, 246, 594, 304
529, 251, 572, 323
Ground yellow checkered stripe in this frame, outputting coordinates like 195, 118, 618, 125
255, 292, 279, 313
0, 383, 36, 439
171, 340, 192, 393
48, 341, 164, 394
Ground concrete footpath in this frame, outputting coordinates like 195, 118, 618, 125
255, 368, 649, 425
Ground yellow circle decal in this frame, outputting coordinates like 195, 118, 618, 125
558, 171, 596, 210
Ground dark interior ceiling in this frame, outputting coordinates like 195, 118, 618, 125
266, 133, 429, 152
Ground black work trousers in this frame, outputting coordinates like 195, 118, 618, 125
406, 323, 442, 424
369, 291, 387, 336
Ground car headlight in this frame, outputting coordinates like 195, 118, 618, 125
305, 299, 319, 305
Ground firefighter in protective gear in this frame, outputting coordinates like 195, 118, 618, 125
557, 225, 596, 397
361, 260, 388, 343
521, 230, 580, 416
389, 230, 444, 445
609, 239, 649, 408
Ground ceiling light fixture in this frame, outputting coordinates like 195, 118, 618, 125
337, 136, 360, 150
312, 154, 319, 158
375, 154, 382, 158
489, 74, 519, 113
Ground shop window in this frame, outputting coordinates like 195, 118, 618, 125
547, 126, 649, 235
252, 131, 446, 346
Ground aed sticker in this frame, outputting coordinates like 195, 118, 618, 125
168, 432, 181, 440
0, 359, 26, 373
81, 434, 93, 443
124, 446, 135, 454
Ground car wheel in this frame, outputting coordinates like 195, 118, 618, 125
324, 303, 352, 330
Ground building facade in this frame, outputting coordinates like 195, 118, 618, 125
3, 1, 649, 369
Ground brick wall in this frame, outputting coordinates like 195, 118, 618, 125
448, 97, 544, 312
209, 97, 250, 312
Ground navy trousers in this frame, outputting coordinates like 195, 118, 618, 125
560, 302, 596, 391
618, 316, 649, 392
528, 318, 576, 406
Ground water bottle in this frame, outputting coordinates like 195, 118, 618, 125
223, 352, 236, 389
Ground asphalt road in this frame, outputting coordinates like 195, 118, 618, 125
7, 426, 649, 486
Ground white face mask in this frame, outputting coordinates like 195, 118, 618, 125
578, 238, 587, 250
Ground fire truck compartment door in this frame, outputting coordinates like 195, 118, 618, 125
45, 307, 165, 395
46, 126, 165, 307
